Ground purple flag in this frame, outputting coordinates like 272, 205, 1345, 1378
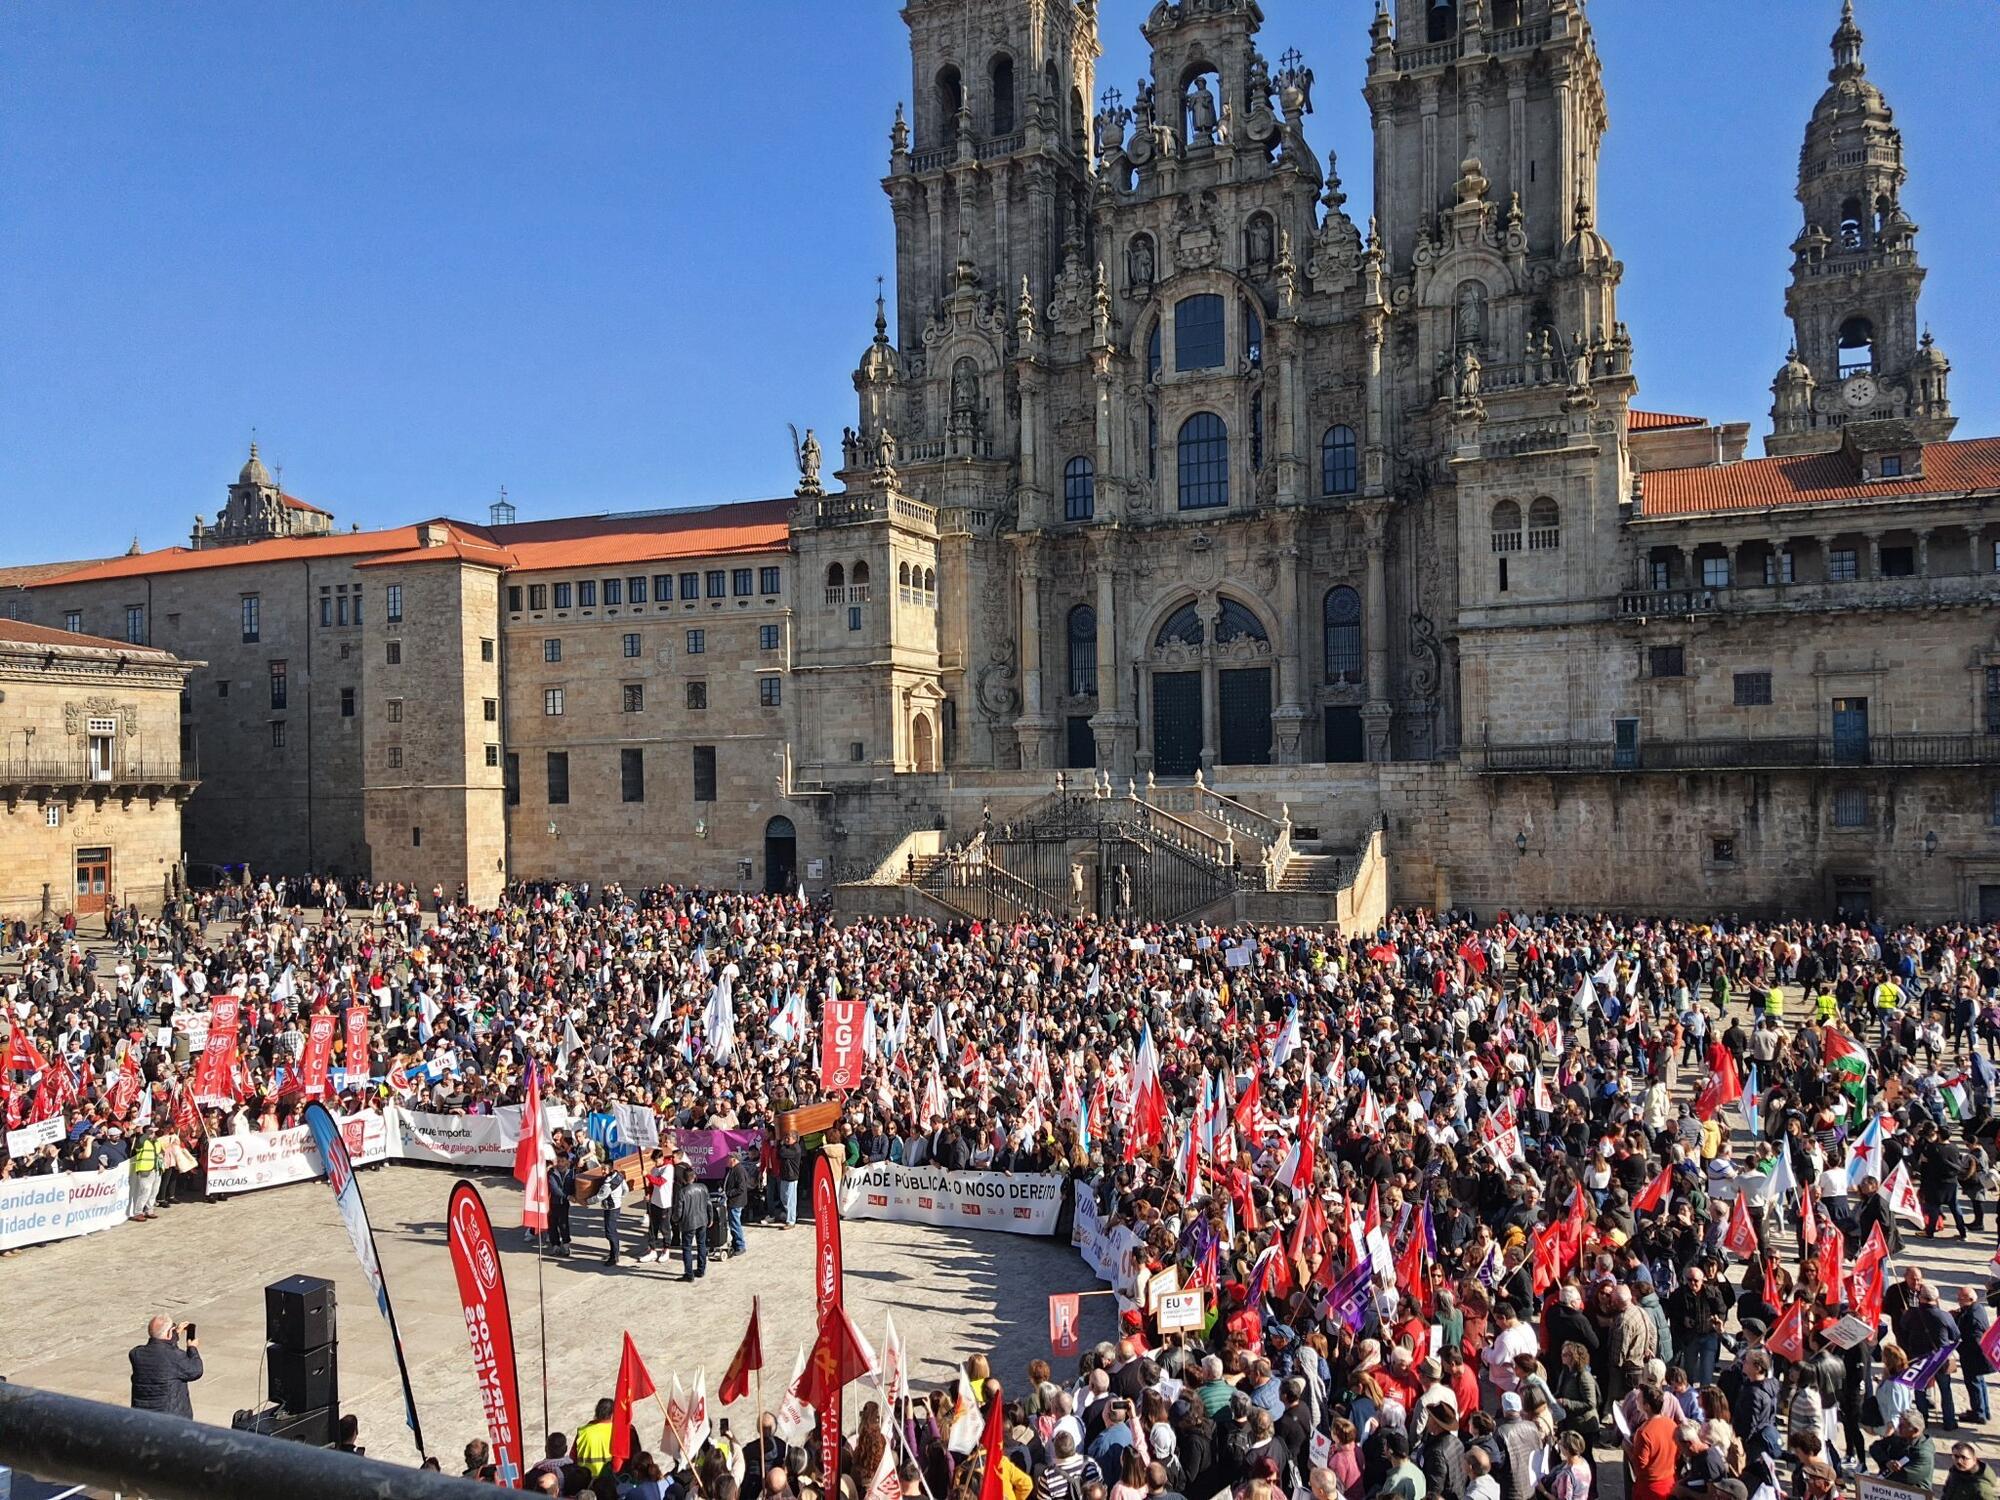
1323, 1257, 1375, 1333
1896, 1346, 1952, 1393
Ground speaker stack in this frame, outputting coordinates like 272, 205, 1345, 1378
256, 1274, 339, 1446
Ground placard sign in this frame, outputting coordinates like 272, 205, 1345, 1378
1157, 1289, 1206, 1333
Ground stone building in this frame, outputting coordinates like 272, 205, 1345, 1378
11, 0, 1999, 924
0, 620, 201, 921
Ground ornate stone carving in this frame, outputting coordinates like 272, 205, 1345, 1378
1046, 244, 1093, 336
64, 697, 137, 736
1409, 612, 1441, 704
1171, 191, 1221, 270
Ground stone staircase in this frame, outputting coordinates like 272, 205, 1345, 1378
1273, 852, 1353, 892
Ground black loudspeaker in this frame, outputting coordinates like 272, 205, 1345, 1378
234, 1402, 337, 1447
265, 1275, 336, 1351
267, 1342, 338, 1413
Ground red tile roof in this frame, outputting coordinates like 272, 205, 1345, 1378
281, 493, 330, 516
1628, 410, 1706, 432
484, 498, 794, 571
22, 525, 459, 586
24, 498, 795, 587
0, 557, 117, 589
0, 618, 178, 658
1640, 436, 2000, 518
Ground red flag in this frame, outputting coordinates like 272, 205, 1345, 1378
719, 1297, 764, 1405
1630, 1162, 1675, 1215
793, 1301, 879, 1412
612, 1332, 656, 1470
1721, 1191, 1759, 1259
1128, 1024, 1167, 1154
300, 1013, 336, 1100
513, 1064, 551, 1232
344, 1008, 371, 1086
1530, 1225, 1561, 1297
1799, 1187, 1819, 1250
1394, 1217, 1428, 1318
1233, 1069, 1263, 1142
446, 1182, 527, 1486
1049, 1294, 1082, 1358
172, 1081, 204, 1141
3, 1027, 49, 1075
1767, 1301, 1806, 1364
977, 1392, 1008, 1500
1694, 1044, 1743, 1122
1815, 1217, 1844, 1304
107, 1051, 143, 1120
1364, 1181, 1381, 1242
1850, 1223, 1887, 1326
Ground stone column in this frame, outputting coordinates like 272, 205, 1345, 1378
1197, 595, 1220, 772
1013, 549, 1056, 767
1272, 537, 1308, 764
1916, 528, 1932, 577
1360, 503, 1394, 762
1867, 531, 1884, 579
1089, 559, 1136, 775
1677, 545, 1695, 589
1726, 542, 1742, 588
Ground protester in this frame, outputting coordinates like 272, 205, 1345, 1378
127, 1316, 202, 1417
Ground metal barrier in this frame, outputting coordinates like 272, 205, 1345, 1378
0, 1383, 497, 1500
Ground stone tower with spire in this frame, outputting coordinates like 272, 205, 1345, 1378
191, 443, 335, 549
1766, 0, 1954, 457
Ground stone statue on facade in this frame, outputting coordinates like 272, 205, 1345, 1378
1188, 77, 1218, 144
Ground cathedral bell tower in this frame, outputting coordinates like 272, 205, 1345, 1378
1766, 1, 1953, 457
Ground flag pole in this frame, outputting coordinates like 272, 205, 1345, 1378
537, 1230, 550, 1440
652, 1389, 707, 1496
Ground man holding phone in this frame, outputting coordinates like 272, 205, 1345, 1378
129, 1315, 204, 1417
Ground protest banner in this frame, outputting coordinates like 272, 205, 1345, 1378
1157, 1289, 1206, 1333
663, 1127, 765, 1181
838, 1162, 1066, 1237
7, 1116, 64, 1157
447, 1181, 527, 1486
204, 1112, 390, 1196
820, 1000, 867, 1092
0, 1164, 131, 1253
612, 1101, 661, 1153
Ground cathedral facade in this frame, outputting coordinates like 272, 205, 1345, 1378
10, 0, 1999, 924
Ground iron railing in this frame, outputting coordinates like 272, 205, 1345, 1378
0, 754, 199, 787
0, 1382, 497, 1500
1478, 733, 2000, 774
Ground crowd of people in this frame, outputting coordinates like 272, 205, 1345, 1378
7, 874, 2000, 1500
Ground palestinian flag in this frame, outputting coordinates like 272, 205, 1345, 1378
1823, 1028, 1869, 1082
1938, 1073, 1971, 1121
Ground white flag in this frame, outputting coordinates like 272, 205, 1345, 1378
880, 1313, 909, 1406
946, 1366, 983, 1454
773, 1347, 815, 1445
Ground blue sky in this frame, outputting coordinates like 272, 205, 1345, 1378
2, 2, 1994, 561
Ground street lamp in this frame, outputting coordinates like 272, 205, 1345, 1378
1923, 829, 1938, 857
1515, 830, 1529, 857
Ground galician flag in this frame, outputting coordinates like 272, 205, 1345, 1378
1846, 1113, 1885, 1191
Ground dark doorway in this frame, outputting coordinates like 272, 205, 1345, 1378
1066, 715, 1096, 770
1218, 668, 1271, 765
763, 816, 797, 894
1324, 707, 1365, 764
1833, 878, 1872, 921
1152, 672, 1202, 776
1980, 885, 2000, 925
1832, 697, 1870, 765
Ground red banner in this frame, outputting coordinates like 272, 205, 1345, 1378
193, 997, 241, 1104
814, 1155, 844, 1490
1049, 1294, 1082, 1357
447, 1181, 527, 1487
344, 1008, 370, 1085
820, 1000, 866, 1093
301, 1014, 336, 1100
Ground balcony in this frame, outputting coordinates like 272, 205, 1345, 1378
0, 754, 200, 803
1617, 571, 1998, 621
1476, 733, 2000, 775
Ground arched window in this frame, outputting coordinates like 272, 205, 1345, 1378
1490, 500, 1523, 553
1064, 456, 1095, 521
1322, 425, 1358, 496
1838, 316, 1875, 377
1427, 0, 1458, 44
1215, 599, 1267, 643
1526, 497, 1561, 551
989, 55, 1015, 134
1146, 320, 1162, 380
1244, 302, 1263, 370
899, 561, 911, 587
1067, 605, 1098, 696
1174, 293, 1225, 370
923, 567, 936, 605
1156, 602, 1204, 649
852, 560, 870, 592
1177, 413, 1229, 510
1839, 197, 1864, 250
936, 66, 963, 138
825, 562, 845, 596
1324, 586, 1362, 682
